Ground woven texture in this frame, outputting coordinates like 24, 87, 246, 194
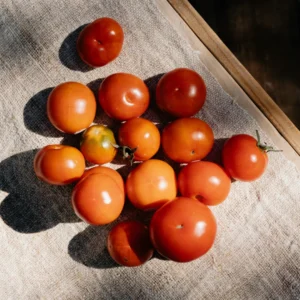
1, 0, 300, 299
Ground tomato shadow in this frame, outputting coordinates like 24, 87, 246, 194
68, 201, 154, 269
59, 24, 94, 72
0, 150, 80, 233
203, 138, 228, 166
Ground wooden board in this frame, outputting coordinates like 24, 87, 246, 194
155, 0, 300, 169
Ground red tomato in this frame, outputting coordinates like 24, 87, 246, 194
156, 68, 206, 117
178, 161, 231, 206
77, 17, 124, 67
150, 197, 217, 262
107, 221, 154, 267
162, 117, 214, 163
99, 73, 150, 121
34, 144, 85, 185
47, 82, 96, 134
222, 132, 275, 181
72, 173, 125, 225
80, 124, 117, 164
125, 159, 177, 211
118, 118, 160, 162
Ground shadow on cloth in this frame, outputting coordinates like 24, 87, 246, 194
0, 150, 80, 233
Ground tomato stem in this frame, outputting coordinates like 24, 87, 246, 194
121, 146, 137, 166
255, 130, 282, 153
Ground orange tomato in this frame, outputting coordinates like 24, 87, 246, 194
34, 144, 85, 185
125, 159, 177, 211
47, 82, 96, 134
72, 173, 125, 225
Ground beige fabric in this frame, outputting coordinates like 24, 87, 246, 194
1, 0, 300, 299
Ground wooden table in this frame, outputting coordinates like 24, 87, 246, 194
157, 0, 300, 169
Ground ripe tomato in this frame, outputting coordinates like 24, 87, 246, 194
125, 159, 177, 211
77, 17, 124, 67
156, 68, 206, 117
107, 221, 154, 267
47, 82, 96, 134
178, 161, 231, 206
162, 117, 214, 163
118, 118, 160, 162
80, 124, 117, 164
99, 73, 150, 121
150, 197, 217, 262
34, 144, 85, 185
72, 173, 125, 225
222, 131, 276, 181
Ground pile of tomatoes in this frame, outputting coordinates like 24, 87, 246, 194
33, 17, 277, 267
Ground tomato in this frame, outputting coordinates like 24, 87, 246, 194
107, 221, 154, 267
99, 73, 150, 121
162, 117, 214, 163
72, 173, 125, 225
178, 161, 231, 206
34, 144, 85, 185
150, 197, 217, 262
47, 82, 96, 134
77, 17, 124, 67
118, 118, 160, 162
222, 131, 276, 181
80, 124, 117, 164
125, 159, 177, 211
156, 68, 206, 118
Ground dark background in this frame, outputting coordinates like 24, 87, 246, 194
189, 0, 300, 129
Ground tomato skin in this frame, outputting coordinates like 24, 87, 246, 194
150, 197, 217, 262
77, 17, 124, 67
72, 173, 125, 225
34, 145, 85, 185
125, 159, 177, 211
47, 82, 96, 134
178, 161, 231, 206
99, 73, 150, 121
156, 68, 206, 118
162, 117, 214, 163
222, 134, 268, 181
107, 221, 154, 267
80, 124, 117, 164
118, 118, 160, 161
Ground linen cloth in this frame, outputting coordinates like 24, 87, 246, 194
1, 0, 300, 299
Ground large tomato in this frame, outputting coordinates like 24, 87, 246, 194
77, 17, 124, 67
72, 173, 125, 225
34, 144, 85, 185
118, 117, 160, 162
162, 117, 214, 163
107, 221, 154, 267
150, 197, 217, 262
98, 73, 150, 121
156, 68, 206, 117
80, 124, 117, 164
125, 159, 177, 211
178, 161, 231, 206
222, 131, 276, 181
47, 82, 96, 134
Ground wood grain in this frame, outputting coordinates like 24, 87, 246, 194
167, 0, 300, 156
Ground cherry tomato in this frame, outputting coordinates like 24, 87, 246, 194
125, 159, 177, 211
118, 118, 160, 162
178, 161, 231, 206
47, 82, 96, 134
150, 197, 217, 262
72, 173, 125, 225
34, 145, 85, 185
77, 17, 124, 67
222, 131, 276, 181
162, 117, 214, 163
80, 124, 117, 165
107, 221, 154, 267
99, 73, 150, 121
156, 68, 206, 118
